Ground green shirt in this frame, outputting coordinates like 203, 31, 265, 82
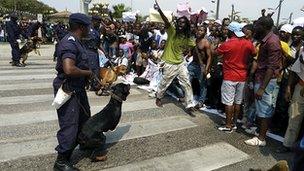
161, 25, 195, 64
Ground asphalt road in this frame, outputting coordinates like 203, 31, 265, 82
0, 44, 293, 171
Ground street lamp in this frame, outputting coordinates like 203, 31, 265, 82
211, 0, 220, 20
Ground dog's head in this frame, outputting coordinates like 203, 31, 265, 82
111, 83, 131, 101
114, 65, 128, 76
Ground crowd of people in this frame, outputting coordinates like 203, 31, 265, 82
1, 1, 304, 171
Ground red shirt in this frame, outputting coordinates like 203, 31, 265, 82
217, 37, 256, 82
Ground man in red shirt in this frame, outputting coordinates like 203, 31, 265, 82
216, 22, 256, 133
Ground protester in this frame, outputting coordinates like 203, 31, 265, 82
216, 22, 256, 133
245, 15, 283, 146
188, 25, 212, 109
153, 0, 196, 114
276, 27, 304, 153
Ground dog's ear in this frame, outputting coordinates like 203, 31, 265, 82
113, 66, 118, 73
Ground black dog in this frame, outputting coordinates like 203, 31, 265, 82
78, 83, 131, 162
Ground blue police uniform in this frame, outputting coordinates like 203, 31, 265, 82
53, 13, 91, 158
82, 16, 101, 75
6, 16, 21, 62
53, 23, 68, 60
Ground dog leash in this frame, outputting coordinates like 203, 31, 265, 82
92, 74, 123, 102
109, 91, 123, 102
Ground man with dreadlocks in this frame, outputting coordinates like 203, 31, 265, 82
153, 0, 196, 115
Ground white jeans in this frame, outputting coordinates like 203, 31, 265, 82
156, 62, 194, 108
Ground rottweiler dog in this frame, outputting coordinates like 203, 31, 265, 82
78, 83, 131, 162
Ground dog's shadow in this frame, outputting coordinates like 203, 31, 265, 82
71, 125, 131, 165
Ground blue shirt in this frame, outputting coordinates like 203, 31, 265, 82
55, 33, 89, 92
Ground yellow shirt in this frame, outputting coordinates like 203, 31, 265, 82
161, 25, 195, 64
254, 41, 291, 60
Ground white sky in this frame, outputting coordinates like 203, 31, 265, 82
41, 0, 304, 21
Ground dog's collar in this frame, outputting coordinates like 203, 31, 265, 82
109, 91, 124, 102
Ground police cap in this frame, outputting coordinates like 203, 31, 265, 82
69, 13, 91, 26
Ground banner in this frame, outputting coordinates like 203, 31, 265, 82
149, 8, 172, 23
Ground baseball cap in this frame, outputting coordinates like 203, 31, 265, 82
280, 24, 294, 34
227, 22, 245, 37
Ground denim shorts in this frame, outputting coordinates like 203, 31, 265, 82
254, 79, 280, 118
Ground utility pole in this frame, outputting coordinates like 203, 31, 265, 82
288, 12, 293, 24
231, 4, 234, 21
276, 0, 283, 27
215, 0, 220, 20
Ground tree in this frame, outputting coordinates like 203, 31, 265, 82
89, 3, 110, 17
112, 3, 131, 19
0, 0, 57, 15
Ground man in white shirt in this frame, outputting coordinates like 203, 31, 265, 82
154, 25, 168, 46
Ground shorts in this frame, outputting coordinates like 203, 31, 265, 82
254, 79, 280, 118
221, 80, 245, 106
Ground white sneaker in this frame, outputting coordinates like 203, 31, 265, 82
244, 137, 266, 146
149, 92, 156, 98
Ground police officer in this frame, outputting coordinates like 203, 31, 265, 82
53, 13, 93, 171
6, 13, 24, 67
53, 22, 68, 61
82, 15, 102, 91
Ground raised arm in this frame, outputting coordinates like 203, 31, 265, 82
154, 0, 170, 29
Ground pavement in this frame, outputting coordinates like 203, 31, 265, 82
0, 43, 294, 171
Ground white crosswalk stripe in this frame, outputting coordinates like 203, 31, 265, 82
0, 89, 142, 105
104, 142, 249, 171
0, 117, 197, 162
0, 44, 253, 170
0, 98, 156, 127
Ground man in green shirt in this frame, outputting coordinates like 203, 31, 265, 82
154, 0, 196, 113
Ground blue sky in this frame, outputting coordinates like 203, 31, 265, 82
41, 0, 304, 21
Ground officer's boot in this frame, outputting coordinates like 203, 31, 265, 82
53, 151, 79, 171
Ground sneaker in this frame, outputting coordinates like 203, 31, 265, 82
218, 126, 233, 133
149, 92, 156, 98
232, 124, 237, 130
244, 137, 266, 146
194, 102, 205, 109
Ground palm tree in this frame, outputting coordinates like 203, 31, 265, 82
112, 3, 131, 19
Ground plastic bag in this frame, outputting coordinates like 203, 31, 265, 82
52, 85, 72, 110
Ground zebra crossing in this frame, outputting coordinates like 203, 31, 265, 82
0, 44, 281, 171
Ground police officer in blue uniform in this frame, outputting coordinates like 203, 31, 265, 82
53, 22, 68, 61
53, 13, 93, 171
6, 13, 24, 67
82, 15, 102, 91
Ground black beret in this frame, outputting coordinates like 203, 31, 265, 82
69, 13, 91, 26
